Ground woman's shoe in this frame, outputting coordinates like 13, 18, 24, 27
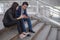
19, 33, 26, 39
19, 32, 31, 39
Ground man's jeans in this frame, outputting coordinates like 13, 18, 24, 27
17, 18, 33, 34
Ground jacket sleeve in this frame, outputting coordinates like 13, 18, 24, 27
15, 6, 21, 18
8, 10, 17, 21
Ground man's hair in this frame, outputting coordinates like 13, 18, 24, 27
22, 2, 29, 6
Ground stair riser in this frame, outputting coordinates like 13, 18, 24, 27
10, 20, 39, 40
31, 24, 45, 40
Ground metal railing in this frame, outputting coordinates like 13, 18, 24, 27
36, 0, 60, 26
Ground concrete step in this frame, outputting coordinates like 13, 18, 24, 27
0, 20, 38, 40
25, 20, 38, 28
0, 14, 4, 30
0, 28, 18, 40
47, 28, 58, 40
11, 23, 45, 40
57, 30, 60, 40
33, 25, 51, 40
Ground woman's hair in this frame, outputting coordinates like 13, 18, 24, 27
10, 2, 19, 12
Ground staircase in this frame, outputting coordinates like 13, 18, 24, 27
33, 25, 51, 40
0, 0, 60, 40
0, 20, 39, 40
0, 19, 59, 40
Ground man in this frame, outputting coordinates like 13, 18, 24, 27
16, 2, 35, 35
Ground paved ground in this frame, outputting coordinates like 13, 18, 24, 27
0, 14, 5, 30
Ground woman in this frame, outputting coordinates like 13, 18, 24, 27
3, 2, 22, 27
3, 2, 23, 34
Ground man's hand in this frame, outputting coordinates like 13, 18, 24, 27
17, 15, 25, 20
19, 15, 25, 18
17, 15, 28, 20
23, 15, 28, 18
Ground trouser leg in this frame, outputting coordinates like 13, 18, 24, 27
24, 18, 33, 31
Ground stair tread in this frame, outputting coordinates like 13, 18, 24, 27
0, 15, 4, 30
12, 23, 45, 40
0, 29, 18, 40
57, 31, 60, 40
47, 28, 57, 40
0, 20, 37, 40
34, 25, 51, 40
25, 20, 38, 28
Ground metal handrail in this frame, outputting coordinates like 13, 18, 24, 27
37, 0, 60, 12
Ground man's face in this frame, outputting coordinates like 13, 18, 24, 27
22, 5, 28, 10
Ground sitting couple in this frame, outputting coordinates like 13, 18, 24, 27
3, 2, 35, 39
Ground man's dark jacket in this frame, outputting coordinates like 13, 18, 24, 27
15, 6, 28, 18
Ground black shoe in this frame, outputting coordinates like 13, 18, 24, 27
29, 30, 35, 33
27, 34, 31, 37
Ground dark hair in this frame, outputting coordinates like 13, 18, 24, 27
10, 2, 19, 12
22, 2, 29, 6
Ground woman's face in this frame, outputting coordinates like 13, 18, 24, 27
16, 6, 19, 10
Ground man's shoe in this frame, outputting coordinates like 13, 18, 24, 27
29, 30, 35, 33
27, 34, 31, 37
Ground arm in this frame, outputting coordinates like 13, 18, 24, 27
24, 9, 28, 16
8, 11, 17, 21
8, 11, 22, 21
